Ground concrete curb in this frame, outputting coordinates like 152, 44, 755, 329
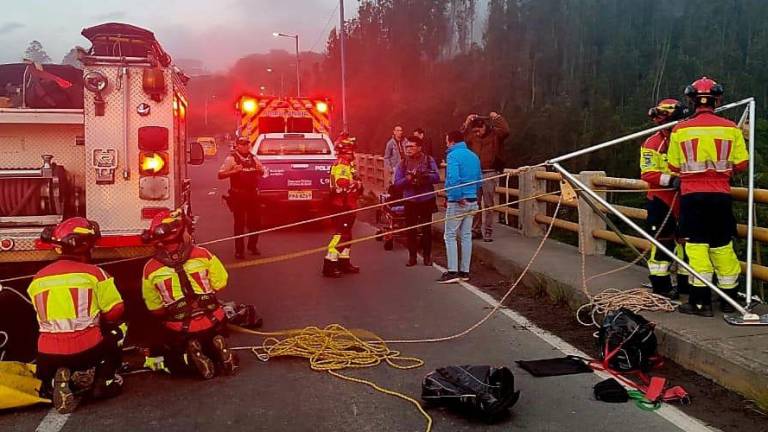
432, 217, 768, 409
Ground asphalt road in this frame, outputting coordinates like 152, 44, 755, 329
1, 155, 696, 432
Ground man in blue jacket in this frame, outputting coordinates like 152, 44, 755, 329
393, 136, 441, 266
439, 130, 482, 283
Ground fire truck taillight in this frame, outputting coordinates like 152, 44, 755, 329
139, 152, 168, 176
241, 98, 257, 115
315, 101, 329, 113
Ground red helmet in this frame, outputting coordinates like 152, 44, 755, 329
334, 136, 356, 155
684, 76, 723, 106
41, 217, 101, 252
141, 209, 190, 244
647, 98, 685, 122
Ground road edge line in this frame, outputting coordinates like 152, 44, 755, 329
431, 263, 717, 432
35, 409, 70, 432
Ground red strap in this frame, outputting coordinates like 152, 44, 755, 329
645, 376, 666, 402
663, 385, 690, 403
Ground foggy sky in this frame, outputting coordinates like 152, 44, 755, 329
1, 0, 349, 72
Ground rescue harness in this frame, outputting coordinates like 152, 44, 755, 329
154, 242, 221, 333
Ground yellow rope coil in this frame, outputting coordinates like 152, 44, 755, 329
230, 324, 431, 430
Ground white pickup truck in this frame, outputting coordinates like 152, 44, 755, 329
252, 132, 336, 212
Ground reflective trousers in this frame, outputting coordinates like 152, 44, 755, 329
679, 193, 740, 289
326, 205, 355, 261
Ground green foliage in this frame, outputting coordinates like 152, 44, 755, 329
323, 0, 767, 185
23, 40, 51, 64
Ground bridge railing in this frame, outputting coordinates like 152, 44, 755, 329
355, 154, 768, 283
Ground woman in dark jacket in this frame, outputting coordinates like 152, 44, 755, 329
393, 136, 441, 266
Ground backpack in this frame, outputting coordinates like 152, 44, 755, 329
597, 308, 658, 373
422, 365, 520, 423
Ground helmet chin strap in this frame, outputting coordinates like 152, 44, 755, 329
155, 237, 193, 267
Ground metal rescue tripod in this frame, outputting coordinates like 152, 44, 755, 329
547, 97, 768, 325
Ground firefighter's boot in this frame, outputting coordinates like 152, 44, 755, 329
339, 258, 360, 274
212, 335, 239, 376
323, 258, 342, 278
675, 274, 690, 295
677, 287, 714, 317
185, 339, 215, 379
339, 248, 359, 274
53, 368, 80, 414
649, 275, 679, 300
70, 368, 95, 391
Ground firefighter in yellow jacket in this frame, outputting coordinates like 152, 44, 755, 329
667, 77, 749, 317
29, 217, 125, 414
323, 134, 362, 277
141, 209, 238, 378
640, 98, 689, 300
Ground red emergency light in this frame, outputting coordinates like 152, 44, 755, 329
240, 97, 258, 115
315, 101, 329, 114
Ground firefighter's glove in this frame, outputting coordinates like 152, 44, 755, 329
670, 176, 681, 191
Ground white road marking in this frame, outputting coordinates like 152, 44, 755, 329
432, 263, 716, 432
35, 410, 70, 432
207, 191, 216, 196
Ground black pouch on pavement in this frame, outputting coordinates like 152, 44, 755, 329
516, 355, 592, 377
593, 378, 629, 403
422, 365, 520, 423
598, 308, 657, 373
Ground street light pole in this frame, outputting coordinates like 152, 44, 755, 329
339, 0, 349, 132
273, 32, 301, 97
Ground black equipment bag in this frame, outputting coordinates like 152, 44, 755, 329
597, 308, 657, 373
422, 365, 520, 423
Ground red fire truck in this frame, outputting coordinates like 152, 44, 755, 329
0, 23, 203, 263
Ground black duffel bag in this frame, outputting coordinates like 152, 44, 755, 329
422, 365, 520, 423
597, 308, 658, 373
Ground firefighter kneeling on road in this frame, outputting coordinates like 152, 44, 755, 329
140, 209, 238, 378
640, 98, 690, 300
667, 77, 749, 317
29, 217, 125, 414
323, 134, 362, 277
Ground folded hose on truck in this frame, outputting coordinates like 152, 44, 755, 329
0, 163, 70, 218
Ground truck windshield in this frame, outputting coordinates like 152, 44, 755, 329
257, 138, 331, 155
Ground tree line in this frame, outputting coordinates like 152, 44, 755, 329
322, 0, 767, 185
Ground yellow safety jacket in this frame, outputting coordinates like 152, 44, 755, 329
667, 110, 748, 195
142, 246, 228, 332
27, 259, 123, 354
640, 131, 677, 211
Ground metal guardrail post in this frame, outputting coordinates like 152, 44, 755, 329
577, 171, 607, 255
519, 167, 547, 237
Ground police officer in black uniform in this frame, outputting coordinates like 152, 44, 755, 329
218, 137, 264, 259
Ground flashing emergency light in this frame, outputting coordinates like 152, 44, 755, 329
241, 98, 258, 115
315, 101, 329, 114
139, 152, 168, 175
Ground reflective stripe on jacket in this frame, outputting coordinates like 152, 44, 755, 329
667, 110, 748, 195
141, 246, 228, 332
640, 131, 677, 212
27, 259, 123, 354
